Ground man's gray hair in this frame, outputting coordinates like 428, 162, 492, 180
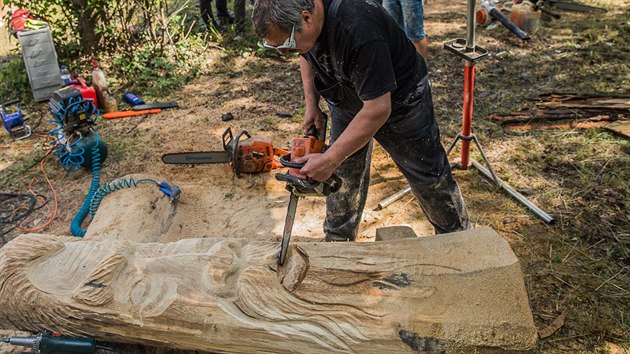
252, 0, 315, 38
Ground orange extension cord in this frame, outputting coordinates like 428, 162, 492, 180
9, 140, 59, 233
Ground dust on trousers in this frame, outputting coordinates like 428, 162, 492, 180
323, 75, 471, 241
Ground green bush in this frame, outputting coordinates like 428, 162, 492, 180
3, 1, 214, 100
4, 0, 172, 58
0, 56, 31, 104
112, 36, 210, 97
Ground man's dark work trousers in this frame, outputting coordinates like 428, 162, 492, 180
324, 76, 471, 241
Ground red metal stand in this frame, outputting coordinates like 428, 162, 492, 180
376, 0, 555, 224
442, 0, 554, 224
460, 62, 474, 169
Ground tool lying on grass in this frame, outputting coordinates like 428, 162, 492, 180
132, 101, 179, 111
123, 92, 179, 111
477, 0, 530, 40
1, 332, 114, 354
1, 99, 31, 140
162, 127, 289, 177
102, 108, 161, 119
275, 119, 342, 266
535, 0, 606, 13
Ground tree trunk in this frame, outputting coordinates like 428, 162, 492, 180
73, 0, 100, 54
0, 227, 537, 353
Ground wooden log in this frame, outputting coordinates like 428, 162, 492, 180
0, 227, 537, 352
488, 93, 630, 128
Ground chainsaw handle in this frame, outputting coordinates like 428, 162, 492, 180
279, 153, 304, 169
305, 125, 318, 138
305, 113, 328, 142
228, 129, 251, 177
221, 127, 233, 150
275, 171, 342, 196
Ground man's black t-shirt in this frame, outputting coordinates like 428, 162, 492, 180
302, 0, 426, 107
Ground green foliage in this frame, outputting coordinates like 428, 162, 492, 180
3, 0, 215, 99
111, 36, 210, 97
3, 0, 199, 59
0, 56, 31, 104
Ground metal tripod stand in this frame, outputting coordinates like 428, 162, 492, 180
377, 0, 555, 224
444, 0, 554, 224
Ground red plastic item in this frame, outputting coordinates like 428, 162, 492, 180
9, 9, 33, 34
68, 77, 98, 108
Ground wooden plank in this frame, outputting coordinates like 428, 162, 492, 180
605, 120, 630, 139
488, 93, 630, 128
504, 120, 612, 131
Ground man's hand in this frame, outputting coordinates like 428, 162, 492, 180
295, 153, 338, 182
302, 107, 326, 136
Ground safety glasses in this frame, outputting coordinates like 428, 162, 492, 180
263, 26, 297, 54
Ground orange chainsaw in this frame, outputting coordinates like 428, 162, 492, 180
275, 118, 342, 265
162, 128, 288, 177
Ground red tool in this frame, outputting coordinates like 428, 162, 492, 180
102, 109, 161, 119
476, 0, 530, 40
68, 77, 99, 107
161, 127, 288, 176
286, 127, 327, 178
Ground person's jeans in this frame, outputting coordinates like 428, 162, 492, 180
199, 0, 215, 28
382, 0, 426, 41
323, 76, 470, 241
234, 0, 246, 35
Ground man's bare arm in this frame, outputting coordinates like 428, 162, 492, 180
298, 93, 391, 181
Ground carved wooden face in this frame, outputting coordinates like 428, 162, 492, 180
23, 236, 381, 351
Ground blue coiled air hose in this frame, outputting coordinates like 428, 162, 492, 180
70, 132, 102, 237
89, 177, 157, 218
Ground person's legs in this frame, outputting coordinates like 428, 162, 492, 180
324, 106, 372, 242
375, 77, 470, 234
234, 0, 246, 36
382, 0, 404, 27
199, 0, 219, 29
401, 0, 429, 63
215, 0, 233, 24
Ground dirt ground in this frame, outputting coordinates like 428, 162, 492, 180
1, 0, 629, 353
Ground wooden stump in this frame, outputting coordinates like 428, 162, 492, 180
0, 227, 537, 352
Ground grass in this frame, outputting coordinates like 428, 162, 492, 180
427, 4, 630, 352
